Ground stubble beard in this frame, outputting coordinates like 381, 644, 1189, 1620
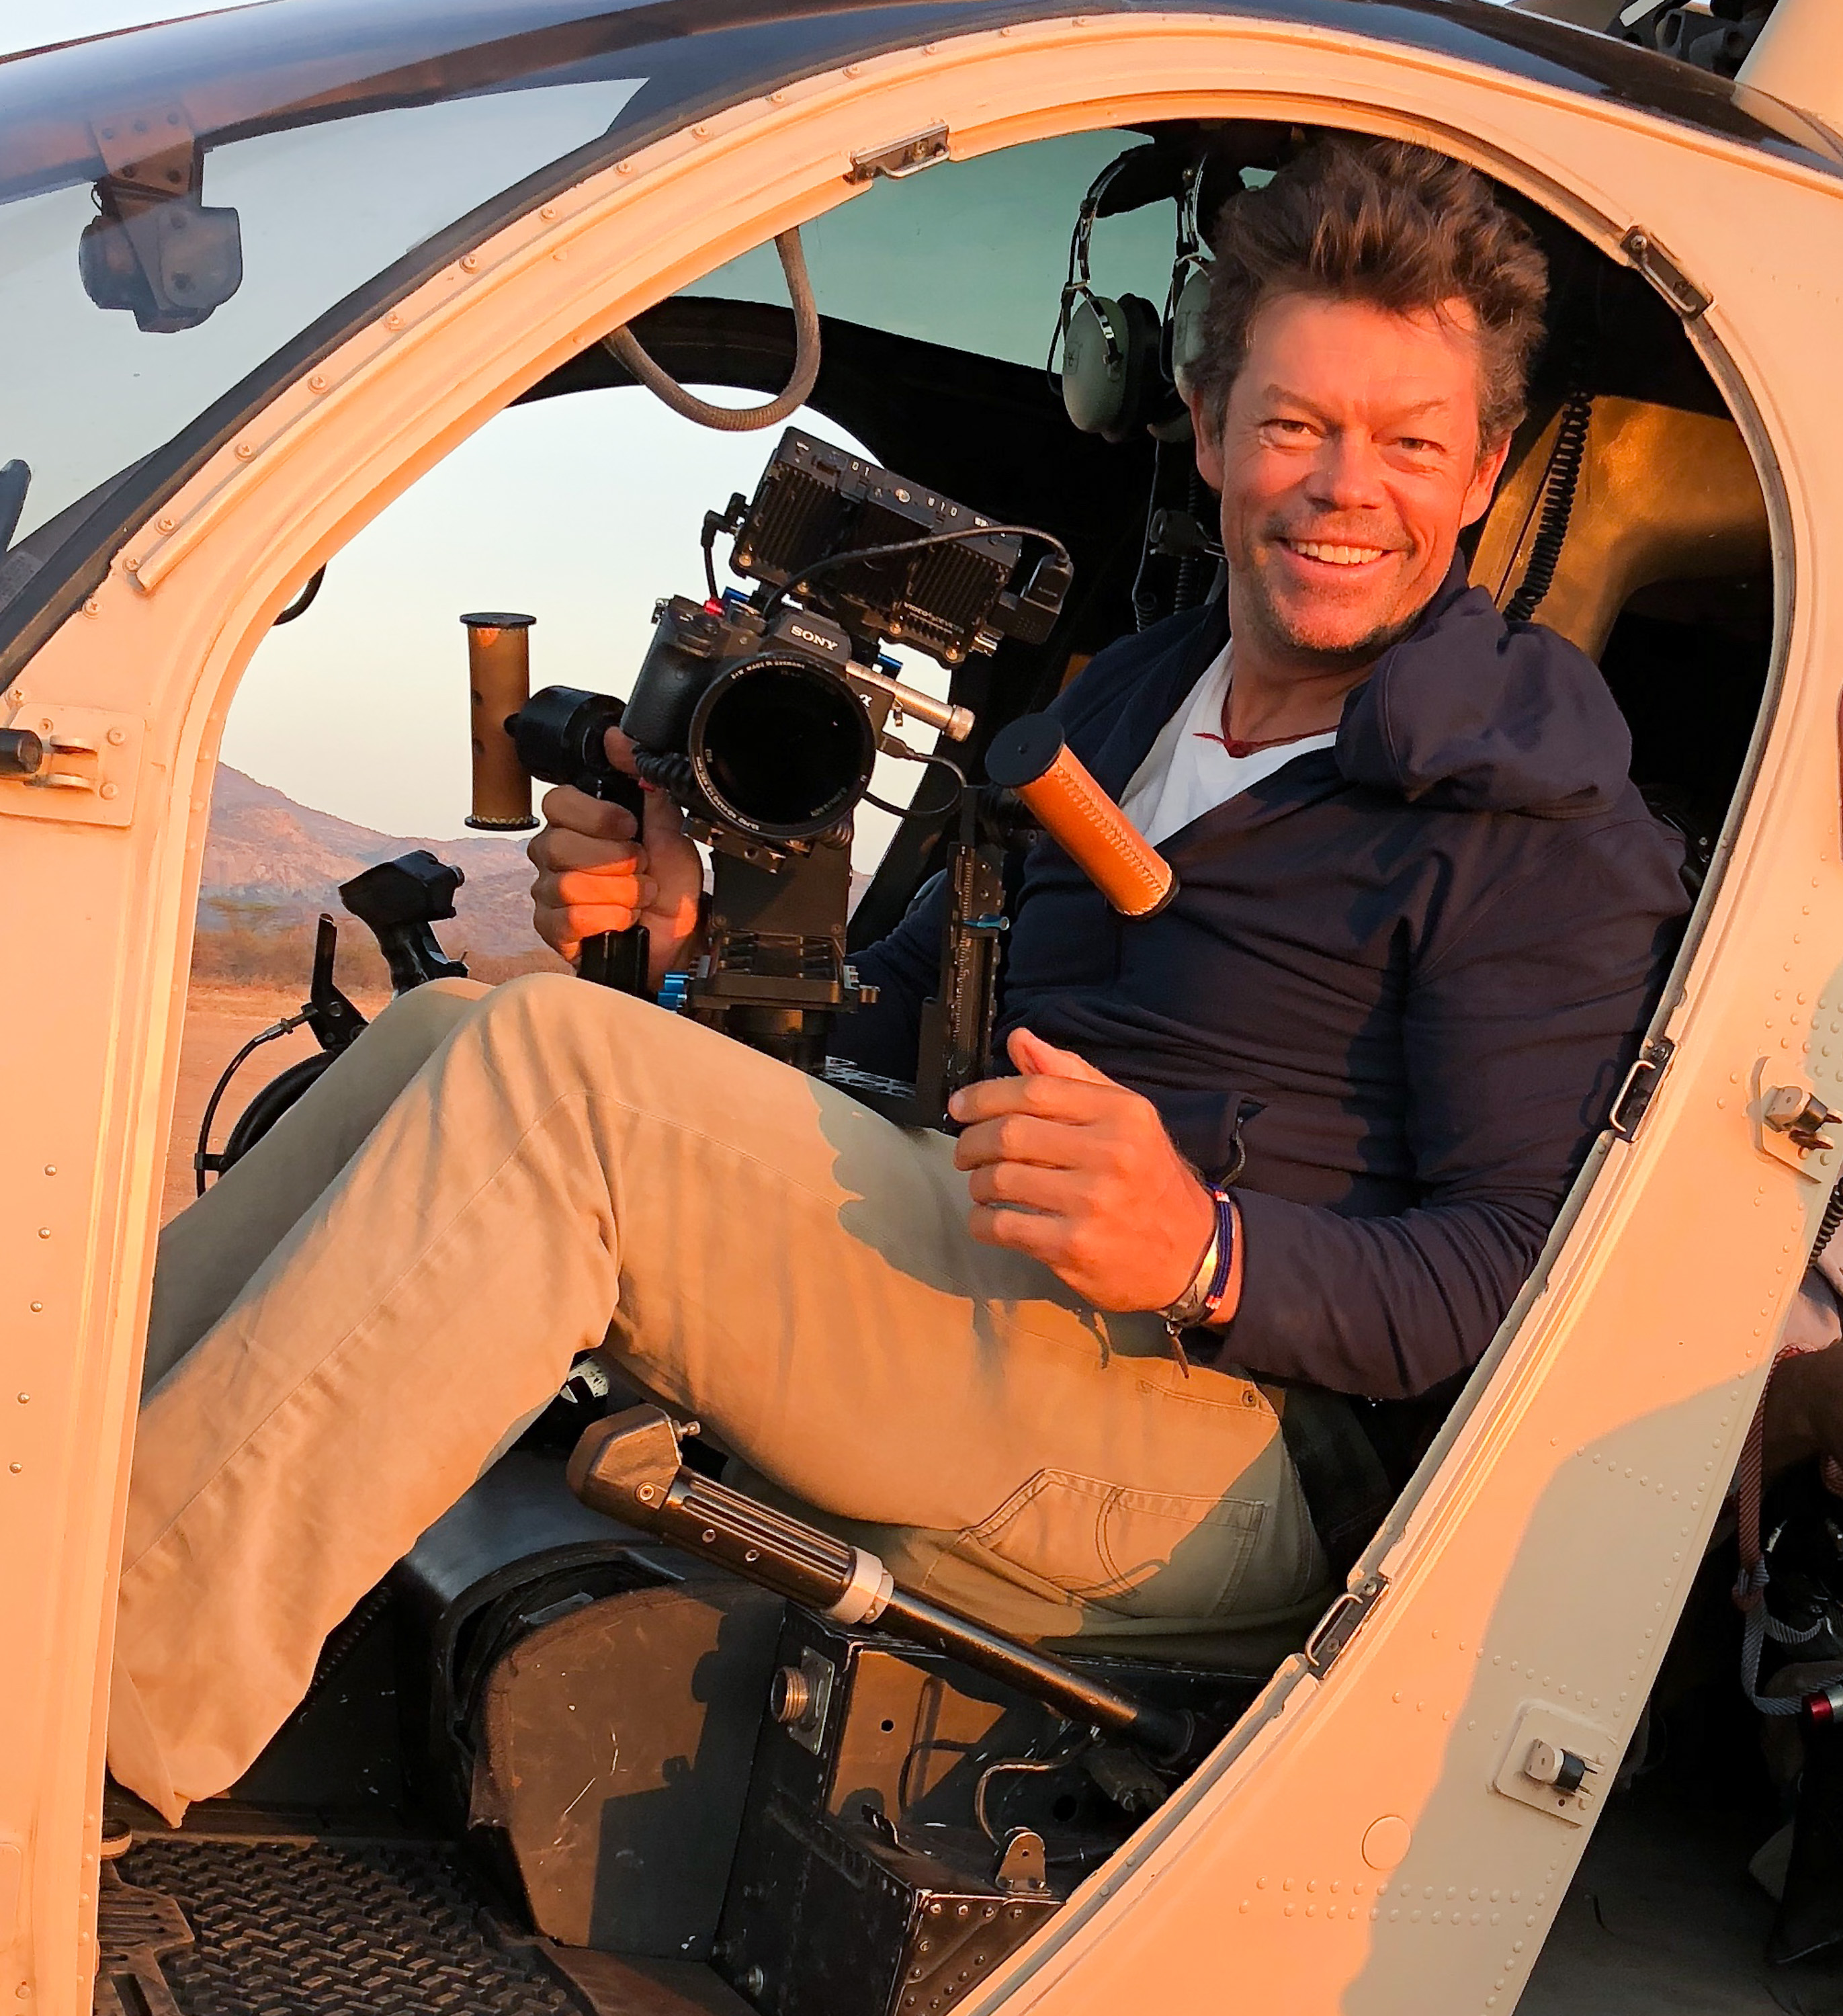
1235, 551, 1430, 678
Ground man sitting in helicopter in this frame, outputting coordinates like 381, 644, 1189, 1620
114, 138, 1690, 1824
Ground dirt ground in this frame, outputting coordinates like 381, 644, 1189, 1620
165, 982, 390, 1224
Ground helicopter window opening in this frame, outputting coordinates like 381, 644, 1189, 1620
175, 386, 943, 1216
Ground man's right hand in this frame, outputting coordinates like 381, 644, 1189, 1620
527, 726, 705, 983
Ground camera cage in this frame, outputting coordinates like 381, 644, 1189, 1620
725, 427, 1071, 667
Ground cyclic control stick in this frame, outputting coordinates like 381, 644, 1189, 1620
568, 1405, 1195, 1761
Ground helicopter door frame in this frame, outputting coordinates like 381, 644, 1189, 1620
0, 18, 1835, 2015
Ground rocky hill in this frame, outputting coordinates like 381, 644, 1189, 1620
197, 766, 561, 983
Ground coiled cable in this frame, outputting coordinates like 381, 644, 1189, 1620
1504, 390, 1594, 624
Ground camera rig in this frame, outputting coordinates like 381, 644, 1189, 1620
468, 429, 1071, 1124
470, 427, 1174, 1128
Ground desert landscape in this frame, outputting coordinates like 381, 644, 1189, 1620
166, 765, 564, 1222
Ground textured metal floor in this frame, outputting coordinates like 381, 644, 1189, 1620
96, 1834, 753, 2016
101, 1837, 584, 2016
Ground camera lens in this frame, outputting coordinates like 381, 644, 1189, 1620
688, 654, 876, 841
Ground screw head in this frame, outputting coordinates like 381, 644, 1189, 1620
100, 782, 119, 800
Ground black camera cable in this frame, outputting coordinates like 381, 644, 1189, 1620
862, 748, 968, 825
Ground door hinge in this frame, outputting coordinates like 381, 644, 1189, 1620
0, 697, 142, 827
1752, 1061, 1843, 1183
1620, 226, 1712, 319
1610, 1036, 1675, 1142
847, 124, 950, 184
1304, 1572, 1387, 1677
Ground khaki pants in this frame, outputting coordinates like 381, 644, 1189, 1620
114, 974, 1327, 1822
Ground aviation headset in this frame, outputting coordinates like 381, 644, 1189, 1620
1049, 148, 1219, 442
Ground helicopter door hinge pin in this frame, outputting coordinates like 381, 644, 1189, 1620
1763, 1083, 1842, 1155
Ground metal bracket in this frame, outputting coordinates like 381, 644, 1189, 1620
1491, 1702, 1613, 1826
81, 104, 243, 333
0, 699, 142, 827
1303, 1572, 1387, 1677
1754, 1060, 1843, 1182
848, 124, 950, 183
1620, 226, 1712, 319
1609, 1035, 1676, 1142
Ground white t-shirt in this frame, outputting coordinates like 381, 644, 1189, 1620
1119, 642, 1338, 847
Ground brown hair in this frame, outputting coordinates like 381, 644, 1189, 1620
1189, 136, 1549, 450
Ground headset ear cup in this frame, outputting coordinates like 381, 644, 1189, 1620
1107, 292, 1166, 444
1061, 292, 1129, 436
1063, 292, 1168, 442
1170, 263, 1213, 405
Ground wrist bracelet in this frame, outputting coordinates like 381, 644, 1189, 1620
1199, 1184, 1236, 1318
1160, 1185, 1236, 1372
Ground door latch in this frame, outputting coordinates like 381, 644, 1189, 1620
1620, 226, 1712, 320
1610, 1036, 1675, 1142
847, 124, 950, 183
1304, 1573, 1387, 1677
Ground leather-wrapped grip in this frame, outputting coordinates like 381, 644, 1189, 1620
985, 714, 1174, 919
462, 612, 540, 831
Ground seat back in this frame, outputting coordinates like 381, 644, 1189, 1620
1472, 396, 1770, 661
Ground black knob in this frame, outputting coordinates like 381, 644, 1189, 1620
0, 728, 44, 780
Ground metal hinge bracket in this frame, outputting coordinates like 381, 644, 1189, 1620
0, 696, 142, 827
848, 124, 950, 183
1304, 1572, 1387, 1677
1620, 226, 1712, 319
1752, 1060, 1842, 1183
1610, 1035, 1675, 1142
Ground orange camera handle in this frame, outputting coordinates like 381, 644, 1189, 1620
984, 714, 1175, 919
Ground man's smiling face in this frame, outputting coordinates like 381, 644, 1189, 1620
1195, 290, 1510, 667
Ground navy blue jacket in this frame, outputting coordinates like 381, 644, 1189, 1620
843, 565, 1689, 1400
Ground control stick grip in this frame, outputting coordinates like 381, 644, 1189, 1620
984, 715, 1174, 919
569, 1406, 1195, 1761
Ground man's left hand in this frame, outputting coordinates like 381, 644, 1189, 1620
949, 1029, 1217, 1312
